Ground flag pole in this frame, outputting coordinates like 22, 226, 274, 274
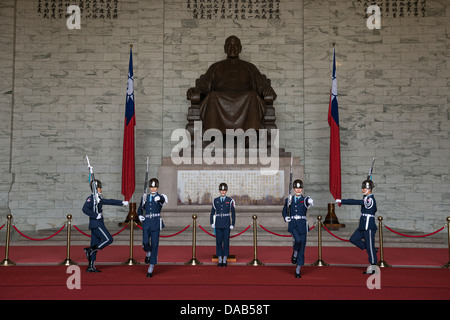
120, 44, 137, 226
130, 43, 134, 207
325, 42, 345, 230
329, 42, 336, 207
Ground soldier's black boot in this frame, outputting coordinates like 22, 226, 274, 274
86, 260, 101, 273
291, 250, 298, 264
84, 245, 99, 262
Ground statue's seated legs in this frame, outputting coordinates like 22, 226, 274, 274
200, 91, 265, 133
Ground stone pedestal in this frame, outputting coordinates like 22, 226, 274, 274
156, 152, 304, 228
323, 203, 345, 230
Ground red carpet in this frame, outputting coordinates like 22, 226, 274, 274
1, 264, 449, 301
1, 245, 449, 302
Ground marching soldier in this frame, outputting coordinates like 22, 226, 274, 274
282, 179, 314, 278
210, 183, 236, 267
137, 178, 167, 278
336, 179, 378, 274
82, 179, 129, 273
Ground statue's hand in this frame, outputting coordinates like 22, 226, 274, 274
187, 87, 200, 100
262, 87, 276, 98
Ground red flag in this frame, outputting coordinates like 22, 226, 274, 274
328, 47, 341, 202
122, 48, 135, 201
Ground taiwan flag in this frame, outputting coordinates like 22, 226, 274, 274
121, 47, 135, 201
328, 46, 341, 203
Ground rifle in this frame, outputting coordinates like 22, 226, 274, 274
287, 155, 293, 218
86, 155, 99, 214
142, 156, 149, 208
367, 157, 375, 180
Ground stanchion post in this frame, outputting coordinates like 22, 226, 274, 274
313, 215, 328, 266
248, 215, 263, 266
442, 217, 450, 269
123, 203, 139, 265
377, 216, 391, 267
1, 214, 15, 266
186, 214, 202, 265
59, 214, 77, 266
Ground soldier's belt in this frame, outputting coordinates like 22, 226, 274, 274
216, 213, 230, 217
361, 213, 375, 230
292, 215, 306, 220
145, 213, 161, 218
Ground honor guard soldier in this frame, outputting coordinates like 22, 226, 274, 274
282, 179, 314, 278
137, 178, 167, 277
210, 183, 236, 267
82, 179, 129, 273
336, 179, 377, 274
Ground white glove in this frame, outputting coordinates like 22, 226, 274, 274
285, 216, 291, 222
335, 199, 341, 204
96, 213, 102, 220
122, 201, 129, 206
138, 215, 145, 222
161, 194, 168, 205
308, 198, 314, 207
211, 224, 215, 229
230, 225, 234, 230
154, 196, 160, 202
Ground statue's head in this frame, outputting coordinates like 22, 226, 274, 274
224, 35, 242, 58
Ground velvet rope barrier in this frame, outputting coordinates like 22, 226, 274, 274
198, 225, 215, 237
383, 224, 445, 238
198, 225, 251, 238
259, 223, 317, 237
12, 224, 66, 241
111, 225, 128, 237
134, 224, 191, 238
161, 225, 191, 238
259, 224, 291, 237
231, 225, 251, 238
73, 224, 128, 238
73, 224, 91, 237
322, 224, 350, 242
0, 224, 4, 231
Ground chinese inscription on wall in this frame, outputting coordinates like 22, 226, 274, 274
186, 0, 281, 19
177, 170, 285, 205
37, 0, 119, 19
356, 0, 427, 17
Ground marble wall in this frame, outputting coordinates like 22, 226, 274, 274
0, 0, 449, 232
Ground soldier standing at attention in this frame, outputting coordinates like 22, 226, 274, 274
210, 183, 236, 267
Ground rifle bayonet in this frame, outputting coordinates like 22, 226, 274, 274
86, 155, 99, 214
287, 155, 293, 217
367, 157, 375, 181
142, 156, 149, 208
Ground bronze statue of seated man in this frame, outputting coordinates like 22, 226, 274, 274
187, 35, 277, 134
